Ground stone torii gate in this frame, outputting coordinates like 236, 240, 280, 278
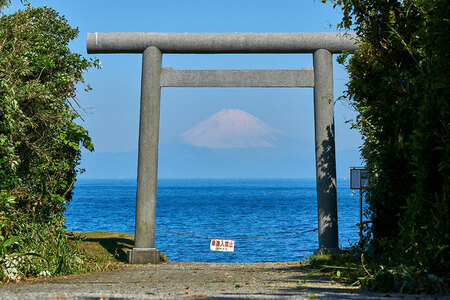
86, 32, 358, 264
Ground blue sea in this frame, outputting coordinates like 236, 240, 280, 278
65, 178, 363, 263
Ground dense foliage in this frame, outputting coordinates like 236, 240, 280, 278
0, 4, 99, 280
327, 0, 449, 294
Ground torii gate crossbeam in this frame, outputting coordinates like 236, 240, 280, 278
86, 32, 358, 264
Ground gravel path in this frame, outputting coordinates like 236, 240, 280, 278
0, 262, 445, 299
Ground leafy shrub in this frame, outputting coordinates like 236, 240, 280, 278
0, 4, 99, 279
322, 0, 449, 294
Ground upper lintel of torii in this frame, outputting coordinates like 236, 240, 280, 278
86, 32, 359, 54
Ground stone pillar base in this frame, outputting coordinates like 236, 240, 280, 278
127, 248, 161, 264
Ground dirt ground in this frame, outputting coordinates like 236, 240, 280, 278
0, 261, 443, 299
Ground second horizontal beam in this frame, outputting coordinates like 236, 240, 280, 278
160, 69, 314, 88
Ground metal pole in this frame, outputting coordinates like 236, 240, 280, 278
127, 46, 162, 264
359, 189, 363, 241
313, 49, 339, 252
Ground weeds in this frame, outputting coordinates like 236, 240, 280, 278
306, 247, 449, 294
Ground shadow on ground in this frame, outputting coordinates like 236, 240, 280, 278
237, 263, 364, 298
67, 231, 134, 262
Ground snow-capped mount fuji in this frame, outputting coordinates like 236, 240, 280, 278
76, 109, 362, 179
180, 109, 283, 148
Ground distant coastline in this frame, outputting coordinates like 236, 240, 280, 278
78, 145, 362, 180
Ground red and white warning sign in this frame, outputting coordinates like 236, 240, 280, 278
210, 239, 235, 252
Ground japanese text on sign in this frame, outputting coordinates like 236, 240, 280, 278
210, 239, 235, 252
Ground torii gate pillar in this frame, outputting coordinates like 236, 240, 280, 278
313, 49, 338, 251
127, 46, 162, 264
87, 32, 358, 263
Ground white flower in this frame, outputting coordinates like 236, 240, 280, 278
3, 255, 23, 268
4, 267, 20, 281
38, 270, 51, 277
11, 160, 19, 169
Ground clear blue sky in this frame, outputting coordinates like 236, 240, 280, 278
5, 0, 362, 178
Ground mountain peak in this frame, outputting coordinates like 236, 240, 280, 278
180, 109, 283, 149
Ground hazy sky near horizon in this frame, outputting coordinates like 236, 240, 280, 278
5, 0, 362, 157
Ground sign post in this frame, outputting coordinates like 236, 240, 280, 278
350, 167, 370, 241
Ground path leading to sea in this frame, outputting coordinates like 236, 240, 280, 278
0, 262, 442, 299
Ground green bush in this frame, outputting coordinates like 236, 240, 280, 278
325, 0, 449, 294
0, 4, 99, 280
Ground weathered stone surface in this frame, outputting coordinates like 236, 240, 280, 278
87, 32, 358, 54
127, 248, 161, 264
160, 68, 314, 87
134, 46, 161, 252
313, 48, 338, 251
0, 262, 435, 299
